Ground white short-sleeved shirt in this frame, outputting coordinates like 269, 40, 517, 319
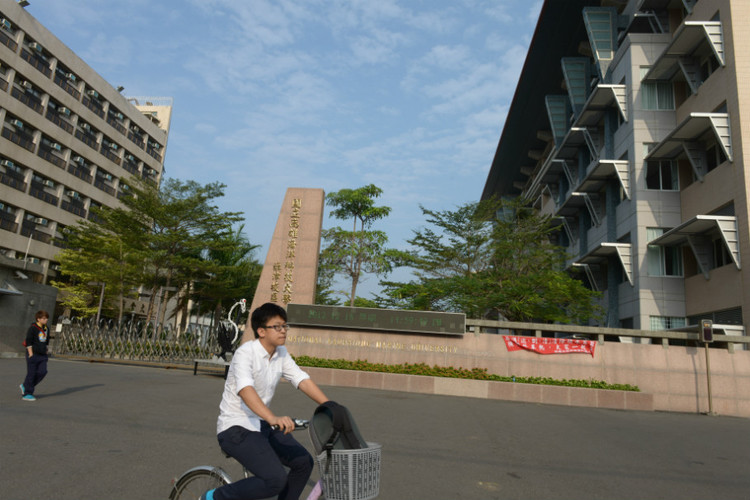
216, 339, 310, 434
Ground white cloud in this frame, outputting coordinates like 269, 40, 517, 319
26, 0, 539, 280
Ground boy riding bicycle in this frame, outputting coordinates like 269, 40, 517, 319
201, 302, 330, 500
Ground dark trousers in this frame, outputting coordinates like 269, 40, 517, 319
215, 423, 313, 500
23, 353, 48, 395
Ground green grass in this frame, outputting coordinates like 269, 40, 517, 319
293, 355, 640, 392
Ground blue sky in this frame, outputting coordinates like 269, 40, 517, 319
27, 0, 542, 298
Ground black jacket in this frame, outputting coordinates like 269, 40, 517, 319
25, 322, 48, 356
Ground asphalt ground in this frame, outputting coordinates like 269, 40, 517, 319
2, 357, 750, 500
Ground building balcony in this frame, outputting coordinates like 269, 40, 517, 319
0, 172, 27, 192
575, 242, 633, 287
28, 184, 59, 206
0, 217, 19, 233
0, 28, 18, 52
61, 200, 87, 218
122, 162, 139, 176
100, 145, 121, 165
147, 147, 162, 162
107, 116, 127, 136
127, 131, 145, 149
2, 127, 35, 152
53, 73, 81, 99
38, 148, 66, 169
20, 225, 52, 244
648, 215, 740, 279
45, 109, 74, 134
20, 49, 52, 78
74, 129, 99, 150
11, 87, 44, 114
577, 159, 630, 200
82, 95, 105, 119
576, 84, 628, 127
94, 178, 116, 196
67, 164, 93, 183
645, 112, 732, 182
644, 21, 725, 93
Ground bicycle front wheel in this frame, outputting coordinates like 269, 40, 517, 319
170, 466, 231, 500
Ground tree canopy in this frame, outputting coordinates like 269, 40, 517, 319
376, 197, 602, 324
53, 176, 258, 324
318, 184, 402, 306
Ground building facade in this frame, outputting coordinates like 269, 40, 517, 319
482, 0, 747, 335
0, 0, 171, 287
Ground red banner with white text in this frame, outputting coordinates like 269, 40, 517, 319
503, 336, 596, 357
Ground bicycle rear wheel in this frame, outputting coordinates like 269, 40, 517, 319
170, 466, 231, 500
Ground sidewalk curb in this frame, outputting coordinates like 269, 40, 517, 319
47, 355, 653, 412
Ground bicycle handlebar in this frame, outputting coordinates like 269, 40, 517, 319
270, 418, 309, 431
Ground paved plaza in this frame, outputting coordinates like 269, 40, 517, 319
2, 357, 750, 499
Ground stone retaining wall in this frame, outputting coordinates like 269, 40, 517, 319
288, 327, 750, 418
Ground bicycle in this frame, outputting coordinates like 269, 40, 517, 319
170, 417, 381, 500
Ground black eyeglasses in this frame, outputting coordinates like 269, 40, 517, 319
263, 324, 290, 332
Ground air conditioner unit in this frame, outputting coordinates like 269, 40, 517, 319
131, 125, 140, 133
81, 123, 91, 132
126, 154, 136, 162
103, 173, 113, 181
153, 143, 161, 150
29, 42, 43, 53
72, 156, 84, 165
0, 18, 11, 30
51, 264, 62, 271
87, 89, 99, 99
21, 80, 32, 89
34, 217, 48, 225
66, 190, 79, 198
10, 119, 23, 129
43, 179, 55, 188
115, 112, 124, 121
50, 142, 62, 151
1, 159, 13, 168
109, 143, 119, 150
57, 107, 71, 117
65, 72, 76, 82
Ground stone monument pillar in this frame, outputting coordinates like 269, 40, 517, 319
243, 188, 325, 341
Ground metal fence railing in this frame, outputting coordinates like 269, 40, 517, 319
51, 318, 224, 365
466, 319, 749, 352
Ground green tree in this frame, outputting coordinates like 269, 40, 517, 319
319, 184, 400, 306
377, 198, 602, 323
186, 224, 261, 327
52, 205, 145, 321
54, 176, 248, 322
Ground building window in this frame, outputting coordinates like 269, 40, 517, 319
713, 237, 732, 268
705, 143, 727, 173
650, 316, 687, 330
642, 81, 674, 110
645, 160, 678, 190
647, 228, 683, 276
641, 69, 674, 110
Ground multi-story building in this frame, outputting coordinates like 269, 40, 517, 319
482, 0, 747, 336
0, 0, 171, 286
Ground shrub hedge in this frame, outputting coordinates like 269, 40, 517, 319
294, 355, 640, 392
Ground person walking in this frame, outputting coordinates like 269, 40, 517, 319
20, 310, 50, 401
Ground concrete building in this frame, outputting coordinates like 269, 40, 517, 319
482, 0, 747, 336
0, 0, 171, 349
0, 0, 171, 287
